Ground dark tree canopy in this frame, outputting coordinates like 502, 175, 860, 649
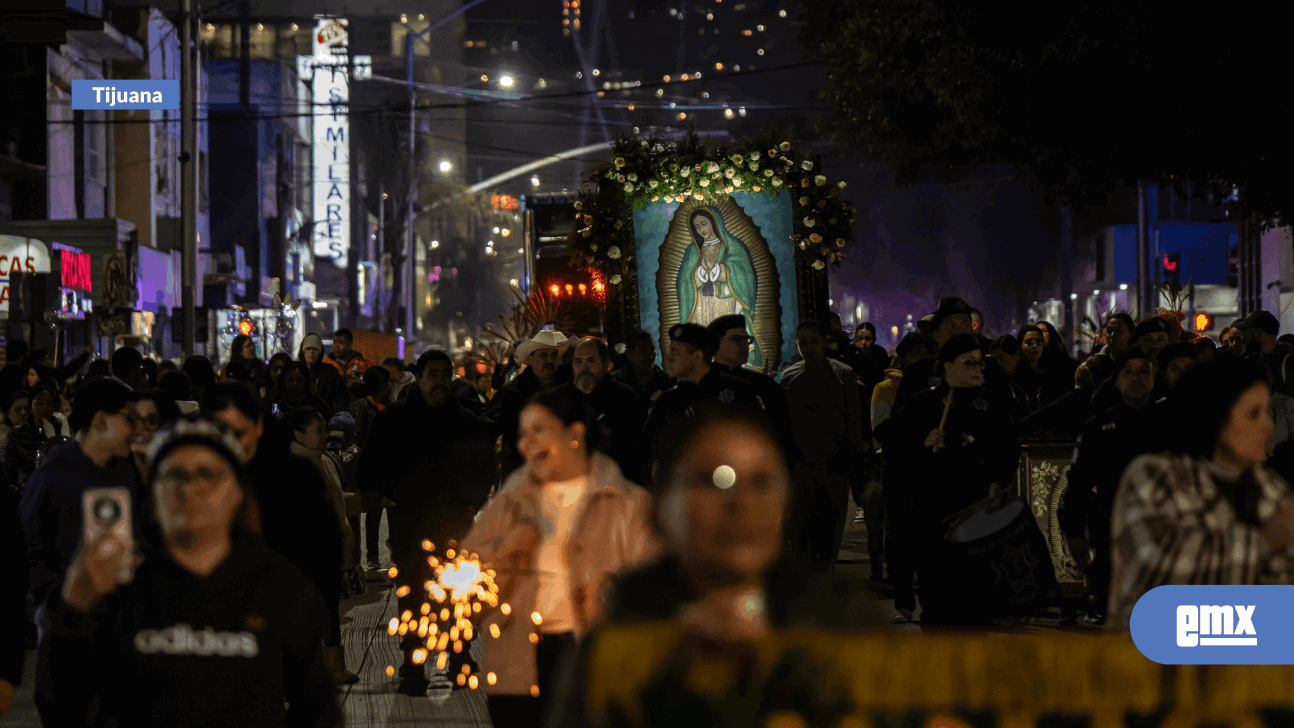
801, 1, 1291, 223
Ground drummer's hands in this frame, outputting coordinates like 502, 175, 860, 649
1068, 538, 1091, 570
924, 429, 945, 451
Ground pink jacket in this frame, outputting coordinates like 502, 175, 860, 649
461, 451, 658, 695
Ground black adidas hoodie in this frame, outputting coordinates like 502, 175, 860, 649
45, 530, 340, 727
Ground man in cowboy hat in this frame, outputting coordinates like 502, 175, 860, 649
484, 330, 573, 479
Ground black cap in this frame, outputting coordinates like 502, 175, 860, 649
1114, 345, 1153, 374
706, 314, 749, 336
669, 323, 719, 355
1132, 316, 1170, 340
1157, 342, 1199, 370
1237, 310, 1280, 336
930, 297, 973, 328
937, 333, 981, 364
69, 378, 139, 432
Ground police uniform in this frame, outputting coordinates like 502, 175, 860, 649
641, 324, 764, 493
1061, 396, 1169, 614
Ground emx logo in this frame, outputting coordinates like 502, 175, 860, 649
1130, 586, 1290, 664
1177, 605, 1256, 647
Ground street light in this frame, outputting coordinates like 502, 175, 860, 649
499, 75, 514, 87
439, 160, 453, 173
531, 175, 541, 187
430, 240, 440, 249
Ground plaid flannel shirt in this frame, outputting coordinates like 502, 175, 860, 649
1108, 452, 1294, 631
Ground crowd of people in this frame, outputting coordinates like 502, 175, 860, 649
3, 296, 1293, 726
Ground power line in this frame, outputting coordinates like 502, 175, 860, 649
43, 59, 821, 124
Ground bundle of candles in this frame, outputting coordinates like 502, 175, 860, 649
384, 539, 543, 692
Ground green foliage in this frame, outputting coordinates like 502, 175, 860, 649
567, 130, 857, 291
801, 0, 1291, 224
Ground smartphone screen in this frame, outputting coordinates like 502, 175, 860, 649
82, 487, 134, 584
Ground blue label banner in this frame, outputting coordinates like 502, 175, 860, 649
71, 80, 179, 110
1130, 585, 1294, 664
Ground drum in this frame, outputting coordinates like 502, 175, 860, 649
945, 495, 1057, 612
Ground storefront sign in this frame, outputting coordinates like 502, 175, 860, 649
59, 288, 93, 319
0, 235, 53, 314
60, 247, 92, 291
311, 16, 350, 270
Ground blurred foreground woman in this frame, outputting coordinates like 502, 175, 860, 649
1108, 356, 1294, 630
547, 407, 860, 728
463, 387, 656, 728
44, 416, 341, 726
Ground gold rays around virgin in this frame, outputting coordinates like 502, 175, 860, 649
654, 196, 782, 371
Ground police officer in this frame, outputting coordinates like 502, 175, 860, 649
1062, 346, 1169, 623
706, 314, 794, 464
642, 324, 763, 492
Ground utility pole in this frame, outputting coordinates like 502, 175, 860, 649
180, 0, 197, 360
1136, 180, 1150, 317
405, 86, 416, 341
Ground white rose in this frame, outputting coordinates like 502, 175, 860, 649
772, 178, 783, 186
732, 177, 742, 187
812, 260, 825, 270
649, 179, 658, 188
627, 172, 638, 182
573, 201, 584, 210
725, 168, 735, 178
681, 167, 690, 178
624, 182, 635, 193
779, 142, 791, 152
614, 157, 626, 168
815, 175, 827, 186
610, 274, 622, 285
803, 217, 815, 227
801, 160, 814, 171
608, 246, 622, 259
700, 179, 710, 187
707, 162, 720, 173
764, 169, 774, 177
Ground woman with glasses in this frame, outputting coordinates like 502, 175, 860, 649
44, 416, 341, 726
879, 334, 1020, 623
128, 392, 181, 483
1017, 324, 1067, 406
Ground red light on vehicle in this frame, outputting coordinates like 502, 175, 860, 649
565, 284, 574, 295
578, 283, 587, 295
549, 284, 561, 296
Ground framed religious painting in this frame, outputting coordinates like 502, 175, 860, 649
633, 192, 800, 373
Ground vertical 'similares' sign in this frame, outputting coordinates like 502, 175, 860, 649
312, 16, 350, 269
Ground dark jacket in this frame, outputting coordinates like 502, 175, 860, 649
557, 377, 647, 483
2, 486, 27, 686
21, 440, 138, 607
484, 366, 561, 480
611, 364, 672, 408
713, 362, 796, 467
1061, 397, 1170, 544
879, 384, 1019, 522
347, 395, 385, 447
248, 439, 345, 596
1017, 386, 1093, 441
452, 377, 488, 417
641, 369, 763, 490
356, 388, 495, 513
3, 419, 49, 489
43, 530, 340, 727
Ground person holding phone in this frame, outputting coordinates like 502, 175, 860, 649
20, 379, 139, 726
46, 416, 341, 726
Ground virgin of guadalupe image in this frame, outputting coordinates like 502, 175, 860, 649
678, 206, 762, 366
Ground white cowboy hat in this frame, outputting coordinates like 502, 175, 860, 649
514, 330, 573, 363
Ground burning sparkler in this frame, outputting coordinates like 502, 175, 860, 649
385, 539, 541, 693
